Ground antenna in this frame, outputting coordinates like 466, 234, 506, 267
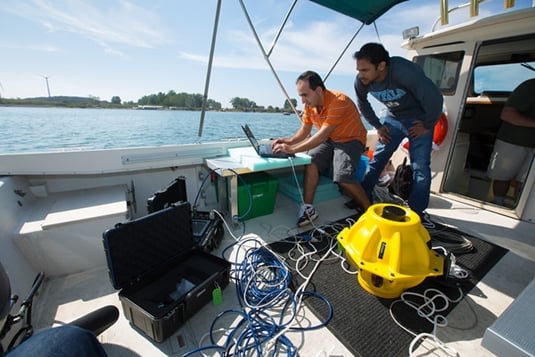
41, 75, 51, 97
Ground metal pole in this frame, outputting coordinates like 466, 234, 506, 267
324, 22, 365, 82
238, 0, 301, 117
440, 0, 449, 25
197, 0, 222, 141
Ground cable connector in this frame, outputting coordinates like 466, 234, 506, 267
301, 234, 312, 241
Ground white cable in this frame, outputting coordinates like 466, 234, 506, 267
389, 287, 463, 357
211, 209, 243, 242
409, 332, 459, 357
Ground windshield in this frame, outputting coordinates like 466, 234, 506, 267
474, 62, 535, 95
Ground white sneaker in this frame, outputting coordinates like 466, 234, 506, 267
297, 204, 318, 227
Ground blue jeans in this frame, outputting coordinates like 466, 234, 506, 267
6, 325, 107, 357
362, 116, 434, 215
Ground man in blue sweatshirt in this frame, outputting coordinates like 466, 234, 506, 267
353, 42, 443, 223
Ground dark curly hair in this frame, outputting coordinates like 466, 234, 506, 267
353, 42, 390, 67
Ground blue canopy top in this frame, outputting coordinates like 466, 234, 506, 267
310, 0, 408, 24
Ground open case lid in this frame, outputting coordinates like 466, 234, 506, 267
102, 202, 193, 290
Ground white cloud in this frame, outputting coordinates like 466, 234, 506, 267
1, 0, 170, 49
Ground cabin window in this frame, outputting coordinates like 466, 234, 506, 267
474, 62, 535, 95
444, 59, 535, 211
414, 51, 464, 95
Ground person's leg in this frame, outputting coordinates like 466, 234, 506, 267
303, 141, 333, 204
339, 182, 370, 211
492, 180, 510, 205
512, 146, 535, 204
7, 325, 107, 357
487, 139, 525, 205
298, 141, 333, 226
332, 140, 371, 211
361, 119, 405, 200
407, 127, 434, 215
303, 163, 319, 204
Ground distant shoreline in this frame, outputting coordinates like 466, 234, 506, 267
0, 98, 298, 114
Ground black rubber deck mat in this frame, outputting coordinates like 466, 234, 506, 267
268, 216, 508, 357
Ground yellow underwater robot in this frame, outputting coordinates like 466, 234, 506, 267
337, 204, 444, 299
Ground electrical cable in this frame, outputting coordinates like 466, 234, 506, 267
430, 229, 474, 255
389, 287, 463, 357
186, 235, 336, 356
185, 167, 364, 356
193, 167, 217, 211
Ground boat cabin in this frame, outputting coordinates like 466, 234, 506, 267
402, 7, 535, 222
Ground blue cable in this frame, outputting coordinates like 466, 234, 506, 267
183, 237, 334, 356
291, 290, 333, 330
194, 167, 254, 221
193, 168, 217, 211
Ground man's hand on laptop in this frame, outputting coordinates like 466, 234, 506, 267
272, 137, 287, 145
273, 142, 292, 154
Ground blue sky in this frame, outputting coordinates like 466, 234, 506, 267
0, 0, 532, 108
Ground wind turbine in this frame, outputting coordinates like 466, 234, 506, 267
41, 75, 51, 97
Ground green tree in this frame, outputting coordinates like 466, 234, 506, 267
137, 91, 221, 110
230, 97, 257, 111
283, 98, 297, 111
111, 96, 121, 104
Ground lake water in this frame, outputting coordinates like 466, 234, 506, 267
0, 107, 301, 153
0, 106, 373, 154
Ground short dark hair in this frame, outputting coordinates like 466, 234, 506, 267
296, 70, 326, 90
353, 42, 390, 67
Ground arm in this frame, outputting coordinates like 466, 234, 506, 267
273, 123, 312, 145
501, 106, 535, 127
285, 125, 335, 154
274, 125, 335, 154
501, 80, 535, 127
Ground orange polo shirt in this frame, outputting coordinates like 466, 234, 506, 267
302, 89, 366, 145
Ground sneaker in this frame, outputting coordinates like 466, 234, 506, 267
297, 204, 318, 227
419, 211, 436, 230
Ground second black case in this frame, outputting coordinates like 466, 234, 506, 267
102, 202, 230, 342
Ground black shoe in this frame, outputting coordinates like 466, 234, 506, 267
344, 199, 358, 209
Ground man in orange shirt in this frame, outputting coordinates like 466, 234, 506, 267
273, 70, 370, 226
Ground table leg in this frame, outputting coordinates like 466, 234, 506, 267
228, 174, 238, 220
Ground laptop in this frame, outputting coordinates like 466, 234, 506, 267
241, 124, 294, 159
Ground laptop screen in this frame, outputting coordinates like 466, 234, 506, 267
242, 124, 260, 150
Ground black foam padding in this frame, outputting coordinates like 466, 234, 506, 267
103, 202, 193, 290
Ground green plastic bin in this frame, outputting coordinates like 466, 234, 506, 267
237, 172, 279, 220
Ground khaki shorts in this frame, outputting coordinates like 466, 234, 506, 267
487, 139, 535, 182
308, 139, 365, 183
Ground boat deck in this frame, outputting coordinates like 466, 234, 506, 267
31, 191, 535, 356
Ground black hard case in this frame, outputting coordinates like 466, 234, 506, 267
102, 202, 230, 343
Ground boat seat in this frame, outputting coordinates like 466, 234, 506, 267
482, 277, 535, 356
19, 185, 128, 234
16, 185, 128, 277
